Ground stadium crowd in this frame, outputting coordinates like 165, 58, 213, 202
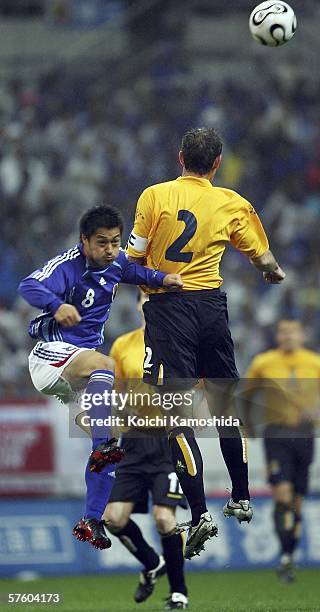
1, 58, 319, 396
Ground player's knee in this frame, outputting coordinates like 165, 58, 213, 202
273, 482, 293, 506
274, 500, 295, 536
64, 351, 114, 384
104, 505, 129, 532
153, 507, 176, 535
89, 353, 114, 374
293, 495, 303, 515
155, 517, 174, 535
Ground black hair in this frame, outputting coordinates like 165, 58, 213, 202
79, 205, 124, 240
181, 127, 223, 175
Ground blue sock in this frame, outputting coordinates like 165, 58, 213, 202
85, 462, 115, 520
83, 369, 115, 519
85, 369, 114, 450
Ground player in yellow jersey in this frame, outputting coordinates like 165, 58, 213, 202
244, 320, 320, 582
127, 127, 286, 558
104, 292, 188, 611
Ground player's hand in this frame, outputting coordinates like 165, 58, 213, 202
263, 265, 286, 284
54, 304, 82, 327
163, 274, 183, 290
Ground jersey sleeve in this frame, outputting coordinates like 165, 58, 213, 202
230, 198, 269, 259
121, 255, 165, 287
126, 188, 153, 257
18, 255, 71, 314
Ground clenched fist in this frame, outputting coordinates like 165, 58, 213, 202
54, 304, 82, 327
163, 274, 184, 290
263, 265, 286, 284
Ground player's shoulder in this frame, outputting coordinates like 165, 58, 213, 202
212, 186, 239, 198
251, 349, 279, 366
53, 243, 82, 260
213, 186, 253, 210
114, 249, 129, 267
33, 243, 83, 278
142, 179, 177, 195
300, 348, 320, 364
117, 248, 127, 260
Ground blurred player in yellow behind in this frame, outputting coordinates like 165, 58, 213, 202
244, 320, 320, 582
104, 291, 188, 611
127, 127, 286, 558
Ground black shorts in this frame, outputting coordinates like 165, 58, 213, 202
108, 429, 187, 513
143, 289, 239, 386
264, 424, 315, 495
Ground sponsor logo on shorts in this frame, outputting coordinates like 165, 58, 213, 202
176, 460, 186, 473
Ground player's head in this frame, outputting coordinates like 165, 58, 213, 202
179, 127, 222, 179
80, 205, 123, 268
276, 320, 304, 352
137, 289, 148, 326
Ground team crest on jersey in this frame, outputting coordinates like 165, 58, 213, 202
135, 210, 145, 221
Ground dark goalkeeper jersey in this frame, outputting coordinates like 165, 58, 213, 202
18, 244, 165, 348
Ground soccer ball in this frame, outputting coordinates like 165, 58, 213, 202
249, 1, 297, 46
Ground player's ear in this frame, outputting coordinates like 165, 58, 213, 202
81, 233, 90, 249
213, 154, 222, 170
178, 150, 185, 168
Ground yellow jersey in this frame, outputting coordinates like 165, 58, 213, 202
245, 348, 320, 426
110, 327, 163, 424
110, 327, 145, 380
127, 176, 269, 291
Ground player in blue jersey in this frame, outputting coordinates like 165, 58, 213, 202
19, 205, 182, 550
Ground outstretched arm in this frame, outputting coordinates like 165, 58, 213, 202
122, 257, 183, 290
230, 199, 285, 285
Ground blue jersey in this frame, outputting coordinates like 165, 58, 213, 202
18, 244, 165, 348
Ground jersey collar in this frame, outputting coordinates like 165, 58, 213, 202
177, 175, 212, 186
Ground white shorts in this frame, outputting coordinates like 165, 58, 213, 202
29, 341, 92, 401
